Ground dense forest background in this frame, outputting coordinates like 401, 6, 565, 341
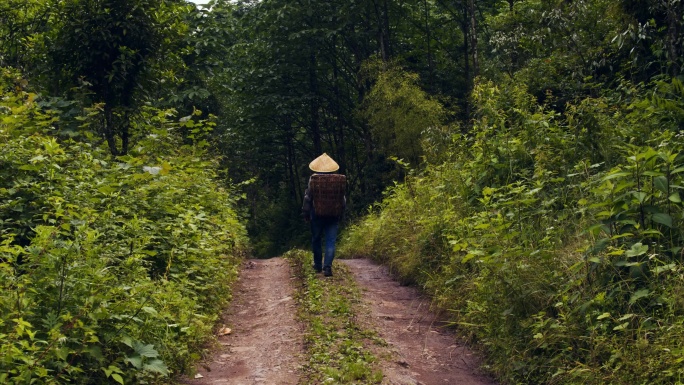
2, 0, 684, 383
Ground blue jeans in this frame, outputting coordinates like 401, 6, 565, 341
311, 215, 339, 269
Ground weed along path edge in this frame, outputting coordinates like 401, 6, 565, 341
180, 258, 304, 385
342, 258, 497, 385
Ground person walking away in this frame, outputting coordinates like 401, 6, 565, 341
301, 153, 346, 277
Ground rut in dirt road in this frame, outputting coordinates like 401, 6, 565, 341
181, 258, 303, 385
342, 259, 497, 385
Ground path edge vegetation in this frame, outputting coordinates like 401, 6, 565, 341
0, 69, 249, 384
286, 249, 384, 385
340, 76, 684, 385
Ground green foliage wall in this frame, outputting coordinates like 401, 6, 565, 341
359, 60, 446, 167
0, 73, 247, 384
340, 76, 684, 384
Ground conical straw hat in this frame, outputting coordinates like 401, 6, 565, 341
309, 153, 339, 172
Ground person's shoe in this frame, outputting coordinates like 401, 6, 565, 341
323, 266, 332, 277
312, 265, 322, 273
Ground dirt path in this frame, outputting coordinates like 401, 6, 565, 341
341, 259, 496, 385
181, 257, 496, 385
180, 258, 303, 385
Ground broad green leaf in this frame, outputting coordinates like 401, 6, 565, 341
132, 342, 159, 358
461, 253, 476, 263
629, 289, 650, 304
654, 176, 669, 194
633, 191, 648, 203
602, 171, 630, 181
143, 359, 169, 376
98, 185, 117, 195
641, 229, 664, 236
111, 373, 124, 385
610, 233, 634, 240
482, 187, 496, 196
125, 356, 142, 369
615, 180, 635, 194
589, 238, 610, 254
55, 347, 69, 360
595, 210, 613, 219
613, 322, 629, 331
119, 335, 133, 348
636, 148, 658, 161
651, 213, 673, 227
625, 243, 648, 257
450, 241, 467, 252
669, 192, 681, 203
653, 264, 676, 275
588, 201, 609, 209
142, 307, 157, 315
597, 312, 611, 320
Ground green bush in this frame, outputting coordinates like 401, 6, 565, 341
340, 76, 684, 384
0, 77, 247, 384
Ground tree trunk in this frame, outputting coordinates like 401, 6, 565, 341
331, 37, 347, 173
309, 53, 322, 154
424, 0, 434, 87
103, 104, 119, 157
121, 110, 130, 156
468, 0, 479, 78
373, 0, 391, 61
666, 0, 682, 76
461, 4, 472, 129
284, 116, 298, 201
382, 0, 392, 58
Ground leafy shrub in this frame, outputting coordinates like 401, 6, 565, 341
340, 76, 684, 384
0, 77, 247, 384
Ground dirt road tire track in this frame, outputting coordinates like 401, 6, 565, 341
180, 258, 304, 385
341, 258, 497, 385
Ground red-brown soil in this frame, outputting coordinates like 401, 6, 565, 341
341, 258, 497, 385
180, 258, 304, 385
180, 257, 497, 385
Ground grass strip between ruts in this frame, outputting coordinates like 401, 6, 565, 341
286, 249, 384, 385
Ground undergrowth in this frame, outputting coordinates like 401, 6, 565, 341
286, 249, 383, 385
0, 70, 248, 384
340, 77, 684, 384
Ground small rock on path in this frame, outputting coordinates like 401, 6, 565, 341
341, 258, 497, 385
